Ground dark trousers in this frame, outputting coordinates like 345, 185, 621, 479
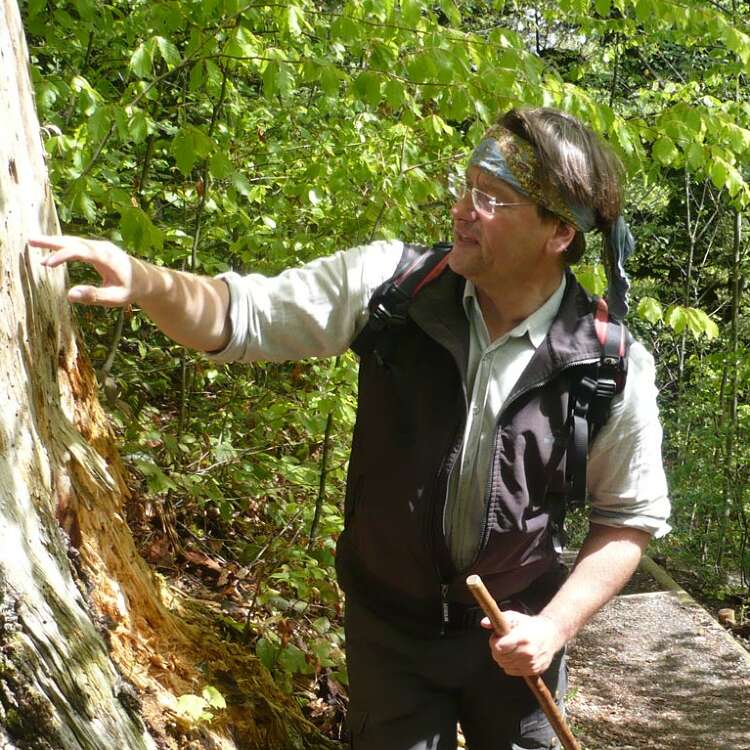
344, 597, 566, 750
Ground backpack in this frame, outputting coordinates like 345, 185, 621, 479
352, 242, 629, 529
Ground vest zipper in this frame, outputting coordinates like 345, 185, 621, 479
433, 422, 464, 635
434, 375, 467, 636
440, 583, 450, 635
471, 355, 601, 568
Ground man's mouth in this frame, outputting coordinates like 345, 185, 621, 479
454, 228, 479, 244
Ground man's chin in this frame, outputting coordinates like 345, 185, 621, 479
448, 251, 472, 276
447, 244, 477, 278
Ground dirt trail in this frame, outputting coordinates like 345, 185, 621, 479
568, 561, 750, 750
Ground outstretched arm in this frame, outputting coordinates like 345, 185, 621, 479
30, 235, 230, 353
483, 523, 650, 676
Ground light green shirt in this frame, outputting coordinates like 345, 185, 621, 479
444, 277, 567, 570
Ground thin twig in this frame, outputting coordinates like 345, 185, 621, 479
100, 308, 125, 377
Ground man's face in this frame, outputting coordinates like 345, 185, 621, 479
449, 166, 563, 288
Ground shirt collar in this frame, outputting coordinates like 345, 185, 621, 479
463, 274, 567, 349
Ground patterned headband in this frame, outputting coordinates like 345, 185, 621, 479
469, 125, 595, 231
468, 125, 635, 318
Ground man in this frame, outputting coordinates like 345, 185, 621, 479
32, 107, 670, 750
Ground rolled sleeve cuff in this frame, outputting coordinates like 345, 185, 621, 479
203, 272, 250, 363
588, 506, 672, 539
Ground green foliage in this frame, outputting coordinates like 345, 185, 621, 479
175, 685, 227, 724
665, 305, 720, 340
576, 263, 608, 296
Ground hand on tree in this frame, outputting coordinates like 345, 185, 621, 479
30, 235, 141, 307
481, 610, 565, 676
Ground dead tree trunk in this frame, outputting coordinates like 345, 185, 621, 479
0, 3, 333, 748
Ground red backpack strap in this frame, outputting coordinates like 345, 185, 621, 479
564, 296, 629, 516
595, 296, 626, 363
351, 242, 452, 356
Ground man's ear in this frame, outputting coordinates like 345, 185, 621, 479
546, 221, 576, 258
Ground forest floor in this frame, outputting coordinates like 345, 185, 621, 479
145, 524, 750, 749
567, 558, 750, 750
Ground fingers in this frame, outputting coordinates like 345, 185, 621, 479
480, 609, 523, 631
31, 235, 100, 269
491, 636, 545, 676
28, 234, 67, 250
68, 284, 130, 307
31, 235, 135, 308
485, 612, 560, 676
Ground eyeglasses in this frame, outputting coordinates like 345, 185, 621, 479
447, 174, 534, 217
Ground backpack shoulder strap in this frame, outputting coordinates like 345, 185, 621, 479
565, 296, 630, 511
351, 242, 452, 356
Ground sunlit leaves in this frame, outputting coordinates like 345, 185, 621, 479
171, 125, 214, 175
577, 264, 608, 296
686, 142, 704, 170
666, 306, 720, 340
224, 26, 260, 59
130, 36, 177, 78
128, 109, 153, 144
723, 123, 750, 154
634, 0, 651, 24
175, 686, 227, 724
653, 136, 679, 166
283, 5, 306, 38
262, 60, 296, 100
636, 299, 719, 340
438, 0, 461, 25
155, 37, 181, 69
400, 0, 421, 26
130, 41, 154, 78
330, 14, 360, 44
708, 156, 745, 199
353, 71, 382, 108
637, 297, 664, 325
725, 26, 750, 65
120, 206, 164, 255
559, 0, 591, 13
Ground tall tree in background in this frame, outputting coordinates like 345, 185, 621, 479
0, 2, 334, 747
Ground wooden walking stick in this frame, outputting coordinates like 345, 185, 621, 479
466, 575, 581, 750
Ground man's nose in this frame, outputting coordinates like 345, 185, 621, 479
451, 193, 477, 222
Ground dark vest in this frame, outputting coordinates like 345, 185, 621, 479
336, 267, 610, 634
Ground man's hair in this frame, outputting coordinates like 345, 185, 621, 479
497, 107, 625, 264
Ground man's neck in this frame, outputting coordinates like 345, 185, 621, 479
474, 270, 564, 342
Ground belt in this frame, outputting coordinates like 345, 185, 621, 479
443, 597, 519, 634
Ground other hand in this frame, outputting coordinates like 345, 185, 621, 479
480, 611, 565, 676
30, 235, 139, 307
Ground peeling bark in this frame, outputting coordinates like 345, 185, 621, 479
0, 3, 335, 748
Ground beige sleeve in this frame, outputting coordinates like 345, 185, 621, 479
587, 341, 671, 538
205, 240, 403, 363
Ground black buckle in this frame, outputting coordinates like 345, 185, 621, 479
594, 377, 617, 400
572, 376, 597, 419
368, 284, 410, 331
